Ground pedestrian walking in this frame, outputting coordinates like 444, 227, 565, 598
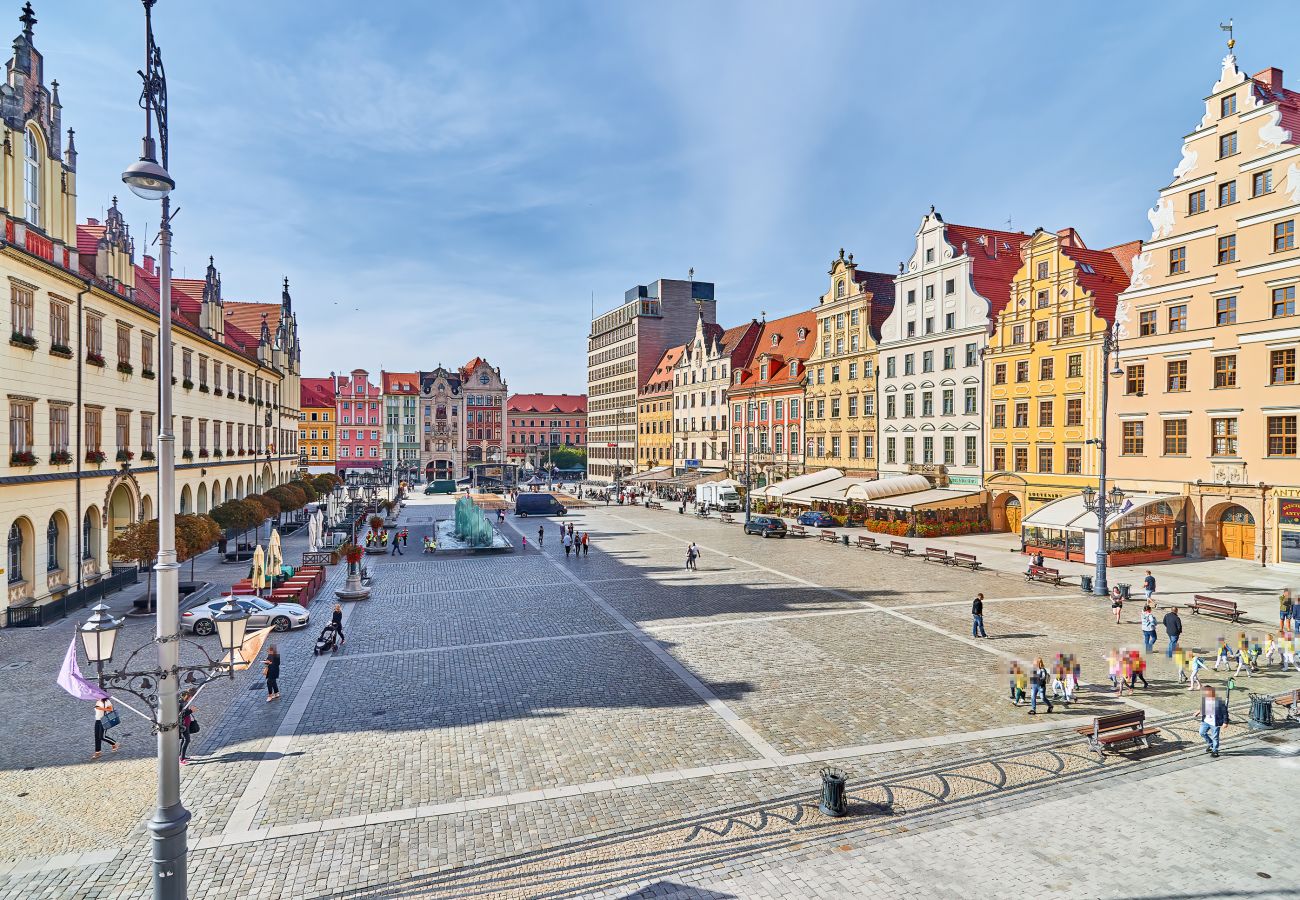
563, 533, 572, 558
1141, 605, 1158, 652
582, 532, 589, 557
1143, 570, 1156, 602
1280, 590, 1294, 633
1163, 606, 1183, 657
179, 690, 199, 765
971, 593, 988, 638
1196, 685, 1228, 758
331, 603, 345, 646
537, 525, 544, 547
1187, 651, 1207, 690
402, 529, 409, 547
92, 697, 119, 759
1028, 658, 1053, 715
264, 646, 281, 702
1111, 587, 1124, 624
685, 542, 699, 571
1008, 661, 1027, 705
392, 534, 403, 555
1127, 650, 1149, 690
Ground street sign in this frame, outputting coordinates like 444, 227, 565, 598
684, 459, 700, 468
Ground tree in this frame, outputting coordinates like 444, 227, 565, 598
210, 499, 263, 548
311, 473, 340, 496
548, 446, 586, 471
109, 518, 160, 611
176, 513, 222, 581
244, 493, 280, 542
290, 479, 319, 503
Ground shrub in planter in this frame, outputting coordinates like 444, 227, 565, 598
50, 343, 73, 358
142, 368, 156, 379
86, 351, 106, 367
182, 378, 194, 390
85, 449, 107, 464
50, 450, 72, 464
115, 449, 135, 463
141, 450, 156, 461
116, 361, 134, 375
181, 449, 194, 460
9, 450, 37, 466
10, 330, 37, 349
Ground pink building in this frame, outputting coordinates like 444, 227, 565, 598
333, 369, 382, 471
507, 394, 587, 468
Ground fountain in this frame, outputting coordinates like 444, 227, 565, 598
432, 495, 513, 553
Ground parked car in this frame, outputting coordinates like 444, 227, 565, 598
424, 479, 457, 494
797, 511, 835, 527
743, 515, 787, 538
182, 595, 310, 635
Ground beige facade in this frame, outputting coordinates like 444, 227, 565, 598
672, 316, 760, 474
1111, 52, 1300, 565
2, 20, 301, 622
803, 250, 894, 477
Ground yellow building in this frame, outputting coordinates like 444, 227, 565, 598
1, 17, 302, 624
637, 344, 681, 471
984, 228, 1137, 551
803, 249, 893, 476
300, 377, 336, 473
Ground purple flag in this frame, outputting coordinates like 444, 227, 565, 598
56, 636, 108, 702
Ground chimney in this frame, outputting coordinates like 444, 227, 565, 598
86, 217, 99, 226
142, 254, 155, 276
1255, 67, 1284, 93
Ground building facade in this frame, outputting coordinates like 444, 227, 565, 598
381, 371, 419, 479
803, 250, 894, 477
637, 345, 682, 471
506, 394, 586, 470
1111, 51, 1300, 565
299, 377, 336, 473
1, 7, 302, 622
672, 316, 761, 475
587, 278, 716, 482
878, 210, 1025, 487
984, 228, 1136, 534
729, 310, 817, 486
460, 357, 507, 469
419, 366, 464, 482
333, 369, 382, 471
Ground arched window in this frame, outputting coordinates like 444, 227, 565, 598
46, 517, 59, 571
8, 523, 22, 583
836, 279, 846, 298
83, 511, 95, 560
24, 128, 40, 227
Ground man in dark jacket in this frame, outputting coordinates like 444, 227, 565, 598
971, 593, 988, 638
1197, 685, 1228, 757
1163, 607, 1183, 658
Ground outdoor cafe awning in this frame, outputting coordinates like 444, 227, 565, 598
754, 468, 843, 501
864, 487, 985, 511
625, 466, 672, 482
1021, 493, 1179, 533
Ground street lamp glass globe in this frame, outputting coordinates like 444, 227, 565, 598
121, 157, 175, 200
1081, 484, 1097, 511
212, 597, 250, 657
79, 602, 122, 664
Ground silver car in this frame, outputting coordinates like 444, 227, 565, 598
182, 595, 310, 635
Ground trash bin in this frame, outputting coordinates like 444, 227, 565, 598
1080, 574, 1093, 594
842, 534, 850, 547
819, 767, 848, 817
1115, 583, 1131, 600
1248, 693, 1274, 730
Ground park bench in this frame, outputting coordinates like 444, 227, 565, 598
789, 524, 808, 537
888, 541, 914, 557
1191, 594, 1240, 623
923, 547, 952, 565
820, 530, 839, 543
647, 500, 663, 509
720, 513, 736, 525
1076, 710, 1160, 762
857, 536, 882, 551
1026, 564, 1064, 586
952, 552, 982, 570
1273, 688, 1300, 721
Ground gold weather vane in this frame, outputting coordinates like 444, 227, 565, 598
1220, 18, 1235, 51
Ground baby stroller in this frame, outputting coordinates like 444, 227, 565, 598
314, 622, 341, 655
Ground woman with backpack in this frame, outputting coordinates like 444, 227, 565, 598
179, 689, 199, 765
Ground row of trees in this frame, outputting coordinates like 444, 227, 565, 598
108, 474, 343, 610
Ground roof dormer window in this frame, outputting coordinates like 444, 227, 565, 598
771, 334, 778, 346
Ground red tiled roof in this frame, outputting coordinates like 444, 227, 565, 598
731, 310, 818, 392
507, 393, 587, 414
641, 345, 684, 397
76, 223, 103, 258
851, 269, 896, 341
301, 377, 335, 409
382, 371, 419, 394
942, 223, 1028, 323
1251, 69, 1300, 146
1060, 239, 1138, 325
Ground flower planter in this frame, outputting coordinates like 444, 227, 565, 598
142, 369, 156, 380
1109, 548, 1173, 567
9, 451, 37, 466
116, 362, 134, 375
49, 345, 73, 359
86, 353, 106, 368
10, 332, 37, 350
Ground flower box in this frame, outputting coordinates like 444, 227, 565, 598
238, 394, 246, 401
213, 388, 223, 396
9, 450, 37, 466
141, 451, 156, 461
116, 362, 134, 375
198, 449, 210, 458
115, 450, 135, 463
1109, 547, 1173, 567
10, 331, 37, 349
213, 449, 224, 458
49, 344, 73, 359
142, 369, 156, 380
50, 450, 72, 465
85, 450, 107, 464
182, 379, 194, 390
181, 450, 194, 460
86, 352, 106, 367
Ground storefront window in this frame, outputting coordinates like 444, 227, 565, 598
1280, 499, 1300, 565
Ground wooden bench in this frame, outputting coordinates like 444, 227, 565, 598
1026, 564, 1063, 586
789, 524, 808, 537
820, 530, 839, 543
647, 500, 663, 509
1191, 594, 1240, 623
720, 513, 736, 525
923, 547, 952, 565
888, 541, 914, 556
1075, 710, 1160, 761
952, 552, 982, 570
1274, 688, 1300, 721
857, 536, 882, 551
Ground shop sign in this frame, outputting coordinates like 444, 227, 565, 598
1279, 499, 1300, 527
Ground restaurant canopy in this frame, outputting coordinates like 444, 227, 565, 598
752, 468, 843, 501
624, 466, 672, 482
843, 474, 931, 503
865, 487, 985, 511
1021, 492, 1179, 533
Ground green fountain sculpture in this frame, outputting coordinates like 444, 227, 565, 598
453, 494, 496, 547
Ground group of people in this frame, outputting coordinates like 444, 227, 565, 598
529, 521, 592, 558
364, 527, 410, 555
1008, 654, 1082, 713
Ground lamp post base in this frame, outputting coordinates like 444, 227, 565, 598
148, 801, 191, 900
335, 572, 370, 601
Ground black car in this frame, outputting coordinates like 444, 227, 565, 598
743, 515, 787, 538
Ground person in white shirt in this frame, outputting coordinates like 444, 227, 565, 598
1196, 686, 1227, 757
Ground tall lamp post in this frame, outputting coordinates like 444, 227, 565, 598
1080, 326, 1125, 597
744, 400, 755, 525
118, 1, 197, 896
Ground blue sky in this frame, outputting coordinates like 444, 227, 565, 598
36, 1, 1296, 392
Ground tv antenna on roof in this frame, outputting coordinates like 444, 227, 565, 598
688, 266, 694, 281
1220, 18, 1234, 51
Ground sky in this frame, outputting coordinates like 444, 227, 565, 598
33, 1, 1300, 393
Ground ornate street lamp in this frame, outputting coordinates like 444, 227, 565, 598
1081, 325, 1123, 597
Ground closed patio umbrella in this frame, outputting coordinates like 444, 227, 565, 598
268, 528, 283, 581
250, 545, 266, 597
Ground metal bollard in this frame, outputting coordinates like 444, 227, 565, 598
1115, 583, 1131, 600
819, 767, 848, 817
1248, 693, 1274, 730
